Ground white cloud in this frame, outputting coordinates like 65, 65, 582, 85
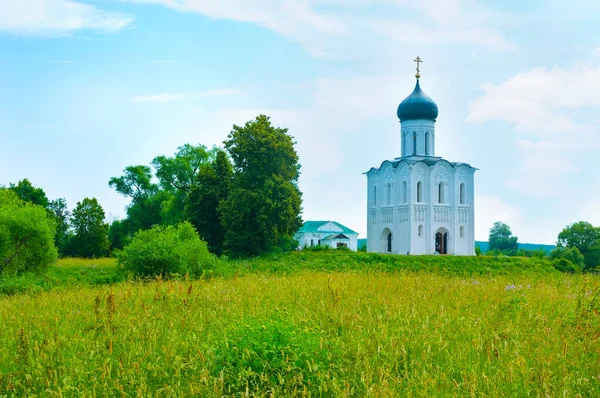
467, 66, 600, 135
132, 89, 240, 103
125, 0, 510, 58
506, 137, 578, 199
0, 0, 133, 35
516, 139, 563, 151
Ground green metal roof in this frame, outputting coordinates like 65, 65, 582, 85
297, 221, 358, 235
321, 233, 350, 241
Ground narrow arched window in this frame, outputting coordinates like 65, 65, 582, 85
425, 132, 429, 155
310, 239, 314, 247
438, 182, 444, 204
402, 181, 407, 203
417, 181, 422, 202
460, 183, 465, 205
413, 132, 417, 155
418, 224, 423, 237
373, 186, 377, 206
386, 183, 391, 205
460, 226, 464, 238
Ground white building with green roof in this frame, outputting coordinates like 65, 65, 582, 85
365, 60, 477, 255
295, 221, 359, 251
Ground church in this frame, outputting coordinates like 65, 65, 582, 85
365, 57, 476, 255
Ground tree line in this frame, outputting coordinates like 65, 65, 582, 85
1, 115, 303, 275
484, 221, 600, 271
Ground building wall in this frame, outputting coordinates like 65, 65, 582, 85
367, 159, 475, 255
295, 232, 358, 251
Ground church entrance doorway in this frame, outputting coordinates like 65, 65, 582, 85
381, 228, 392, 253
435, 228, 449, 255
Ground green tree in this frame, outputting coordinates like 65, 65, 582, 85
9, 178, 49, 208
186, 149, 233, 255
584, 244, 600, 270
488, 221, 518, 254
152, 144, 219, 225
109, 165, 158, 203
123, 191, 169, 233
556, 221, 600, 270
70, 198, 109, 258
48, 198, 71, 256
108, 219, 129, 252
221, 115, 303, 257
152, 144, 218, 193
109, 165, 165, 234
0, 189, 57, 275
557, 221, 599, 254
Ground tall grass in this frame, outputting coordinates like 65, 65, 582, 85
1, 269, 599, 396
0, 252, 559, 297
0, 258, 122, 296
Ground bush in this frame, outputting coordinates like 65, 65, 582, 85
0, 190, 57, 276
302, 244, 335, 252
117, 222, 217, 277
550, 246, 585, 269
552, 258, 581, 273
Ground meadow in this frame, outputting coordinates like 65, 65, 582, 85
1, 253, 599, 396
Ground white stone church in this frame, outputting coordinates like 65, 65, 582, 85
365, 58, 477, 255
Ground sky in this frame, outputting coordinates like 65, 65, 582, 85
1, 0, 599, 245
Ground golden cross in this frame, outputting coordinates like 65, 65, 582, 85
414, 56, 422, 78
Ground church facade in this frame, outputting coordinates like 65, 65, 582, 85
365, 59, 477, 255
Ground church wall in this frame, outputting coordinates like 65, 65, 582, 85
395, 164, 410, 254
431, 161, 453, 254
409, 162, 430, 255
367, 159, 475, 256
451, 165, 475, 255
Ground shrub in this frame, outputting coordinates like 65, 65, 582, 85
475, 245, 482, 256
550, 246, 585, 269
302, 244, 334, 252
551, 258, 581, 273
0, 190, 57, 276
117, 222, 216, 277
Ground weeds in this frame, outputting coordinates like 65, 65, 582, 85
0, 271, 598, 396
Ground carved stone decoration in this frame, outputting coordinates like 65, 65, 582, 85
433, 165, 450, 181
384, 166, 394, 182
371, 170, 379, 184
399, 165, 409, 177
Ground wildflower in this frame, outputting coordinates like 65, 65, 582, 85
505, 285, 517, 291
472, 280, 480, 285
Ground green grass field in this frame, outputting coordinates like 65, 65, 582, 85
1, 254, 599, 396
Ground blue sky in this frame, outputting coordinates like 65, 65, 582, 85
1, 0, 599, 244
